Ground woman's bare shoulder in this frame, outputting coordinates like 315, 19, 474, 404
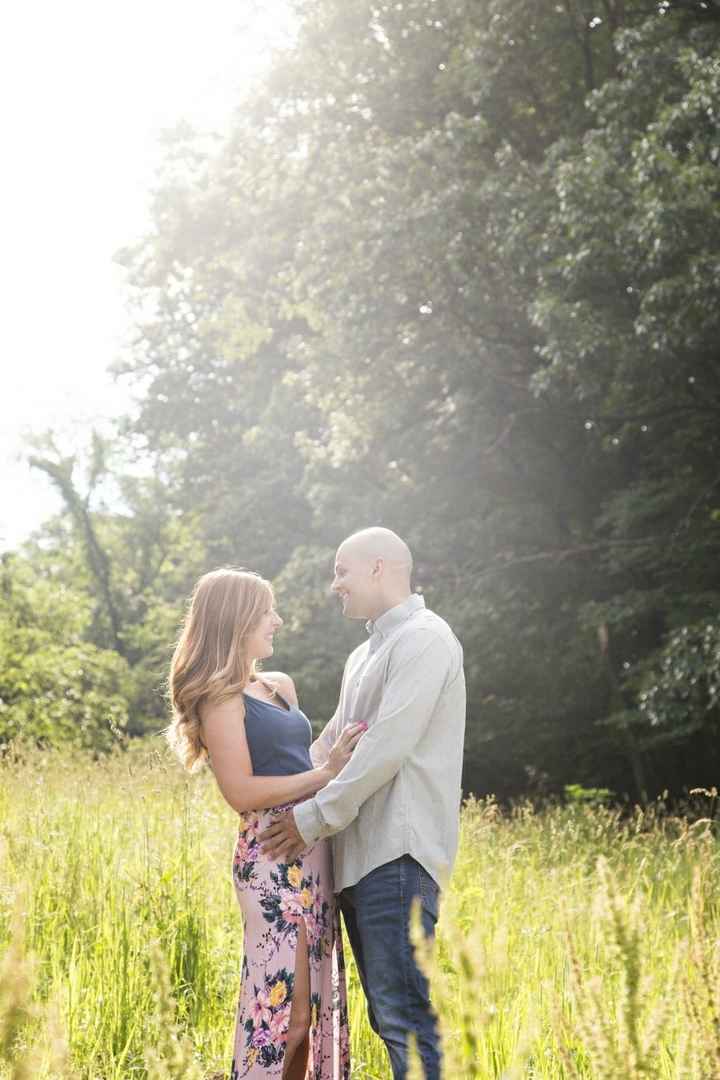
199, 693, 246, 726
261, 671, 299, 707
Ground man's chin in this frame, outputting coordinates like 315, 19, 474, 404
343, 605, 369, 621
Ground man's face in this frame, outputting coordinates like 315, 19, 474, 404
331, 545, 377, 620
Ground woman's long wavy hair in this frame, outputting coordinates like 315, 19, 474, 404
166, 567, 274, 771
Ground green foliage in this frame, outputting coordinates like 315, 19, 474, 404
564, 783, 615, 805
637, 617, 720, 742
20, 454, 209, 736
13, 0, 720, 797
0, 555, 130, 751
113, 0, 654, 794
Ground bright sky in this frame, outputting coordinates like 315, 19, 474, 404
0, 0, 292, 551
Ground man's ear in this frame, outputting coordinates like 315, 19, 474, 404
371, 557, 384, 579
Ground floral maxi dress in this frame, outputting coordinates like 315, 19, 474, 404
229, 800, 351, 1079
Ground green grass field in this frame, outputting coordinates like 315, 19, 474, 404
0, 742, 718, 1078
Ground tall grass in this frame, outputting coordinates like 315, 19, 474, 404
411, 795, 720, 1078
0, 744, 717, 1078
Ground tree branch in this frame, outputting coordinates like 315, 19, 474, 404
468, 536, 659, 581
28, 454, 127, 658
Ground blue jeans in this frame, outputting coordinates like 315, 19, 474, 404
339, 855, 441, 1080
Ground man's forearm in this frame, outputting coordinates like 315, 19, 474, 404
293, 796, 328, 845
293, 712, 432, 844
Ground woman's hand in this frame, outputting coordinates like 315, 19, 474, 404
325, 722, 367, 778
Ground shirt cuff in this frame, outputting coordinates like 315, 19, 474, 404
293, 798, 326, 846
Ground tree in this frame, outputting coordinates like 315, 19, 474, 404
527, 16, 720, 791
62, 0, 717, 797
0, 553, 130, 751
25, 434, 208, 734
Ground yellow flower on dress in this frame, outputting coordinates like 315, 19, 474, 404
287, 865, 303, 888
300, 887, 313, 909
269, 980, 287, 1006
237, 815, 247, 832
247, 1048, 258, 1066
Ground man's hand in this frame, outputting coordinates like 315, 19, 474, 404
259, 810, 306, 862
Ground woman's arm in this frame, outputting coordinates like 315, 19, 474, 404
200, 696, 331, 813
200, 695, 363, 815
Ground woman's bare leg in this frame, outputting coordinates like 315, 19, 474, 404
282, 919, 311, 1080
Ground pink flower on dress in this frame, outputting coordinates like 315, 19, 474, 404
244, 817, 260, 842
251, 990, 273, 1028
312, 895, 328, 937
234, 837, 251, 863
304, 914, 318, 945
280, 889, 304, 923
252, 1025, 272, 1047
268, 1004, 290, 1042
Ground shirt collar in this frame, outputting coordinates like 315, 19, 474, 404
366, 593, 425, 640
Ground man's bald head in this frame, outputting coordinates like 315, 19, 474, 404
332, 527, 414, 621
339, 527, 413, 578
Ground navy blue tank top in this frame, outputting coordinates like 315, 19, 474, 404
242, 690, 313, 776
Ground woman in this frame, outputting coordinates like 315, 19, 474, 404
166, 568, 362, 1079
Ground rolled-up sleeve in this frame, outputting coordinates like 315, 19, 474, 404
293, 630, 453, 845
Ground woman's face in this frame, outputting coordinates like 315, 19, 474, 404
245, 598, 284, 662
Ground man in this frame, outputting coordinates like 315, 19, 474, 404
260, 527, 466, 1079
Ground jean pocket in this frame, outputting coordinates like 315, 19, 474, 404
414, 860, 440, 923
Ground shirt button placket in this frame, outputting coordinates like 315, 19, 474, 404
350, 633, 380, 722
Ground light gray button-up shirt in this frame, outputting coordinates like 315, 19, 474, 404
293, 593, 466, 893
